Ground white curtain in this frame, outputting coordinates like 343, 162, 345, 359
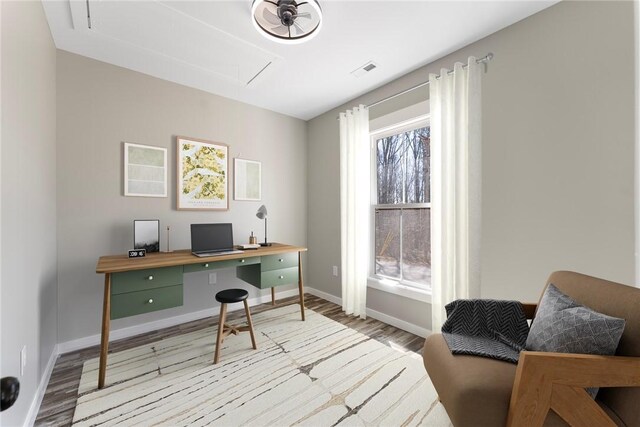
430, 57, 482, 332
339, 105, 370, 319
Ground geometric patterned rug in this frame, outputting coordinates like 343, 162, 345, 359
72, 304, 452, 426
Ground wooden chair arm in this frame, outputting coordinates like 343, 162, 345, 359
521, 303, 537, 319
507, 351, 640, 427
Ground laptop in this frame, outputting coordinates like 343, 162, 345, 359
191, 223, 244, 257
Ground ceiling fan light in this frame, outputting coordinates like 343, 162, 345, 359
251, 0, 322, 44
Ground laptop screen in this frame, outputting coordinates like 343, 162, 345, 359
191, 223, 234, 253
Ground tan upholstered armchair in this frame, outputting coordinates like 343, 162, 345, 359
422, 271, 640, 427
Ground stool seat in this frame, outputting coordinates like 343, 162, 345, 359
215, 288, 249, 304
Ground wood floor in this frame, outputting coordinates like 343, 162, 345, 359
35, 294, 426, 426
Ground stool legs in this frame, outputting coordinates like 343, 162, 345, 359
214, 300, 257, 364
243, 300, 257, 349
214, 303, 227, 364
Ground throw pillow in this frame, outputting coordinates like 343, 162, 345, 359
525, 283, 626, 397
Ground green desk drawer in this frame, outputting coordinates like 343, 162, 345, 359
111, 266, 183, 295
261, 252, 298, 271
183, 257, 260, 274
111, 285, 183, 319
261, 267, 299, 289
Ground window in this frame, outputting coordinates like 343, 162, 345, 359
371, 119, 431, 290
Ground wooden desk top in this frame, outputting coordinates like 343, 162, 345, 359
96, 243, 307, 274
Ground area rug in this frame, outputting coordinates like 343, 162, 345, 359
73, 304, 452, 426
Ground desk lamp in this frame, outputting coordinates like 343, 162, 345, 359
256, 205, 272, 246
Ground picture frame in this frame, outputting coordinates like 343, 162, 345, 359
176, 136, 229, 210
134, 219, 160, 253
234, 158, 262, 201
124, 142, 167, 197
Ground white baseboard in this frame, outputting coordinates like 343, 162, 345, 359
365, 307, 431, 338
306, 286, 431, 338
25, 344, 59, 427
58, 289, 299, 354
306, 286, 342, 305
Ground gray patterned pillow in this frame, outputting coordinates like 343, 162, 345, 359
525, 284, 625, 397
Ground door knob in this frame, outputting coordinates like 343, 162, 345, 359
1, 377, 20, 411
148, 299, 154, 304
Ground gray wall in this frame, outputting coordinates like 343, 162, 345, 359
307, 1, 635, 331
1, 1, 58, 425
57, 51, 307, 344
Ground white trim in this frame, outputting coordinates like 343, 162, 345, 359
58, 289, 299, 354
366, 306, 431, 338
369, 115, 430, 140
25, 345, 59, 427
367, 277, 432, 303
369, 101, 430, 133
306, 286, 342, 305
306, 286, 431, 338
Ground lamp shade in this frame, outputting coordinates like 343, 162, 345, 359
256, 205, 268, 220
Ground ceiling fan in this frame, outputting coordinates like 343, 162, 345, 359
251, 0, 322, 44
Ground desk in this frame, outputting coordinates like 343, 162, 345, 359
95, 243, 307, 389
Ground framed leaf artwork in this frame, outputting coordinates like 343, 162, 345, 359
176, 136, 229, 210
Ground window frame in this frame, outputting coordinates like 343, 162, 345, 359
369, 115, 431, 297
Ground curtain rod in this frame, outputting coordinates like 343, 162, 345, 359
336, 52, 493, 119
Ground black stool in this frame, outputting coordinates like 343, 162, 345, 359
214, 289, 257, 364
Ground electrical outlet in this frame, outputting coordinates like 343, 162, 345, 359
20, 345, 26, 376
332, 266, 339, 277
209, 272, 217, 285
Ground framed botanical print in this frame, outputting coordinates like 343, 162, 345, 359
176, 136, 229, 210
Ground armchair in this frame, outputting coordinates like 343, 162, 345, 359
422, 271, 640, 427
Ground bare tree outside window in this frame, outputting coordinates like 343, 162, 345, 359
374, 124, 431, 288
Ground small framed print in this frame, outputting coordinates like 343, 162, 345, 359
134, 220, 160, 253
177, 136, 229, 210
124, 143, 167, 197
234, 158, 262, 201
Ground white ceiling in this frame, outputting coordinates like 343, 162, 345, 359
43, 0, 557, 120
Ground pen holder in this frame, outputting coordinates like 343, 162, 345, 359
249, 236, 257, 245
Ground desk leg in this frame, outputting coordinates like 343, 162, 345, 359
298, 252, 305, 321
98, 273, 111, 389
271, 288, 276, 306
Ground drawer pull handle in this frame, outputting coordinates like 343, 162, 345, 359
204, 263, 209, 268
240, 259, 245, 263
278, 258, 284, 262
279, 275, 284, 279
147, 275, 154, 281
148, 299, 154, 304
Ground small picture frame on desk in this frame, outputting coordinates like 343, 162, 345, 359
134, 220, 160, 253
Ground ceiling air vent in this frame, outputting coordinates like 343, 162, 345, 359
351, 61, 378, 78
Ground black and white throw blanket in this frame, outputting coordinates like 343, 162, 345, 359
441, 299, 530, 363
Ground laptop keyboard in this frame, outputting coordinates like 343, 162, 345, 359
193, 250, 244, 257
